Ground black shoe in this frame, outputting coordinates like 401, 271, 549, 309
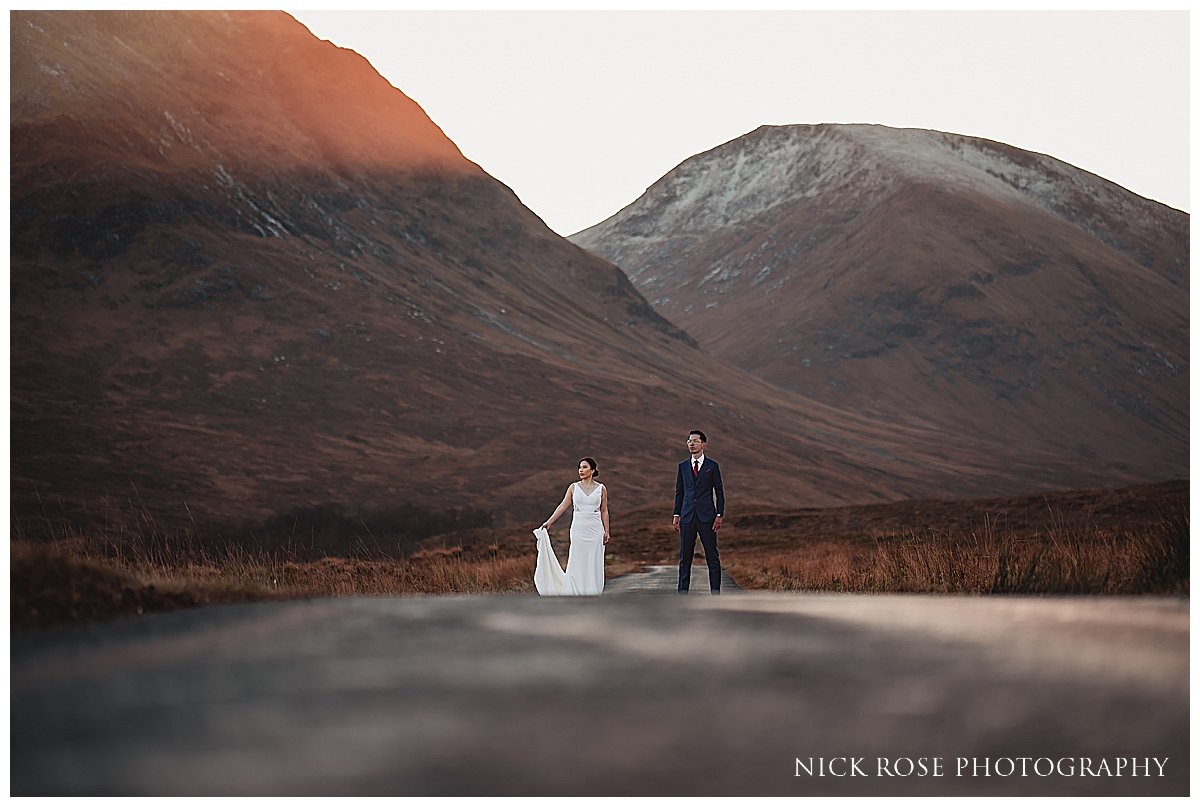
710, 589, 721, 595
677, 589, 689, 595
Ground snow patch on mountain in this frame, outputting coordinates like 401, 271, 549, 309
602, 125, 876, 239
575, 123, 1175, 263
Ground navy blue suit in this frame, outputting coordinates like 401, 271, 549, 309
674, 457, 725, 592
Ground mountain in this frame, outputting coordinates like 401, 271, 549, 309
572, 124, 1188, 483
9, 14, 1144, 547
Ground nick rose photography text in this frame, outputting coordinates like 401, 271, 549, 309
795, 757, 1169, 778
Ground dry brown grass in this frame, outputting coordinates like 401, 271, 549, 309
11, 480, 1187, 628
9, 519, 545, 628
265, 551, 538, 597
724, 514, 1188, 595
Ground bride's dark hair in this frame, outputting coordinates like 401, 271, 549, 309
580, 457, 599, 479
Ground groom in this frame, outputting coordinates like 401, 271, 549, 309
673, 429, 725, 594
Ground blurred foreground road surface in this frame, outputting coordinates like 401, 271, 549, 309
11, 575, 1187, 796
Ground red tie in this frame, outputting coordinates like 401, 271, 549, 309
693, 460, 699, 478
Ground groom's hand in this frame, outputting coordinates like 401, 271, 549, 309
713, 515, 723, 531
672, 515, 680, 529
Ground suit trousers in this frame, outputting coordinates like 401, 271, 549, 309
678, 518, 721, 592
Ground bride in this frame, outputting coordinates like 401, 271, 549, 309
534, 457, 609, 596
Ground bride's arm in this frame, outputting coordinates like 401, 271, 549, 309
601, 486, 610, 544
541, 485, 573, 530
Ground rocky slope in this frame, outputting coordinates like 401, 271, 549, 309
572, 124, 1188, 483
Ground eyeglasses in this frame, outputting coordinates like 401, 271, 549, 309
686, 439, 703, 444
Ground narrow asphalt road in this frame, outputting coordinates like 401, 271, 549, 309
604, 563, 741, 594
10, 572, 1187, 796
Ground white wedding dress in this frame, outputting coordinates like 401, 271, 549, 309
534, 482, 605, 596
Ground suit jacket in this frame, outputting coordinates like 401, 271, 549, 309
674, 457, 724, 524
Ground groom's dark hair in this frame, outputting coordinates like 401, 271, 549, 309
689, 429, 707, 443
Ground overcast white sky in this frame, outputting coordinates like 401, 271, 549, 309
293, 10, 1188, 237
